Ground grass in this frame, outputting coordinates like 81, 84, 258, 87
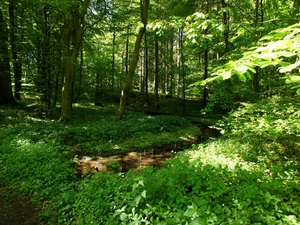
0, 96, 299, 224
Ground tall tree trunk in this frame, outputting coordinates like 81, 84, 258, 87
43, 6, 52, 110
203, 49, 209, 108
74, 44, 83, 102
0, 8, 16, 105
180, 28, 186, 114
169, 32, 174, 96
112, 28, 116, 91
252, 0, 263, 94
154, 37, 159, 109
144, 31, 150, 105
59, 0, 90, 122
125, 25, 130, 75
221, 0, 230, 54
9, 0, 22, 101
114, 0, 150, 121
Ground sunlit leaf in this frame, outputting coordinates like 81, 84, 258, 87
285, 76, 300, 84
236, 72, 247, 82
279, 61, 300, 73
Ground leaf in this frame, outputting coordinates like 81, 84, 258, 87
236, 72, 247, 82
297, 88, 300, 95
279, 61, 300, 73
220, 71, 232, 80
285, 76, 300, 84
120, 213, 127, 221
193, 87, 200, 94
234, 64, 250, 74
141, 190, 147, 198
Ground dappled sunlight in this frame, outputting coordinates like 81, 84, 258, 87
184, 140, 257, 171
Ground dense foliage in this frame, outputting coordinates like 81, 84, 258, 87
1, 0, 300, 224
0, 96, 299, 224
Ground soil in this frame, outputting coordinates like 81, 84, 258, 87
0, 185, 40, 225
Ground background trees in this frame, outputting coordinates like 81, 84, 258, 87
0, 0, 298, 118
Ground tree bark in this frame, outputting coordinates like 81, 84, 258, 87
114, 0, 150, 121
0, 8, 16, 105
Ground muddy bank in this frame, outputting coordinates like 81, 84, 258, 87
75, 124, 221, 176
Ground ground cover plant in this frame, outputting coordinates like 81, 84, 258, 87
0, 96, 299, 224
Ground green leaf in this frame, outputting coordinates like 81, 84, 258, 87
279, 61, 300, 73
120, 213, 127, 221
236, 72, 247, 82
193, 87, 200, 94
285, 76, 300, 84
141, 190, 147, 198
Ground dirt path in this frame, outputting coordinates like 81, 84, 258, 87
0, 186, 40, 225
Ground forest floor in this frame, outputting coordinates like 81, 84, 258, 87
1, 95, 299, 224
0, 186, 39, 225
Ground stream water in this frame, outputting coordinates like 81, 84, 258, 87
76, 123, 221, 176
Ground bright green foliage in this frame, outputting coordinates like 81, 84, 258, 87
198, 23, 300, 94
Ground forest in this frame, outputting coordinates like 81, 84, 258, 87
0, 0, 300, 224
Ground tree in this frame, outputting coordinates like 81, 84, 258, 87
114, 0, 150, 121
0, 7, 16, 105
59, 0, 90, 122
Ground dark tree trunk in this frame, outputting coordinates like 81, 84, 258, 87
203, 48, 208, 108
169, 32, 174, 96
9, 0, 22, 100
144, 31, 150, 105
179, 28, 186, 114
112, 28, 116, 91
0, 8, 16, 105
154, 37, 159, 109
221, 0, 230, 54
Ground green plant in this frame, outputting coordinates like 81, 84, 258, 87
107, 159, 121, 172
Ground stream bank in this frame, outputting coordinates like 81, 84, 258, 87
75, 122, 221, 176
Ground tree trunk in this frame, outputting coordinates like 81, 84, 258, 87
179, 28, 186, 114
114, 0, 149, 121
203, 48, 208, 108
221, 0, 230, 54
252, 0, 263, 94
144, 31, 150, 105
169, 32, 174, 96
74, 44, 84, 102
0, 8, 16, 105
43, 6, 52, 110
9, 0, 22, 101
112, 28, 116, 91
154, 37, 159, 109
59, 0, 90, 122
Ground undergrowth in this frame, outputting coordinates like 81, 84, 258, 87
0, 96, 299, 224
